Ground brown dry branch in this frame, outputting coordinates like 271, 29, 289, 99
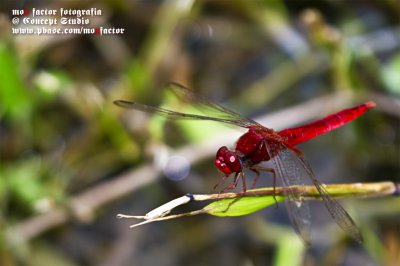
117, 182, 398, 228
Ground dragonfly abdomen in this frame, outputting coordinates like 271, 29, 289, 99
278, 101, 376, 147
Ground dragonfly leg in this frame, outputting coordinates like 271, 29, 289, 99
241, 171, 247, 193
212, 174, 230, 193
222, 172, 246, 213
250, 166, 278, 206
221, 172, 240, 193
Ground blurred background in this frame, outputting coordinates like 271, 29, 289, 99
0, 0, 399, 265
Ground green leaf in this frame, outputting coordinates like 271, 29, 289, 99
274, 233, 304, 266
3, 157, 46, 210
127, 59, 151, 95
382, 53, 400, 96
34, 70, 71, 101
0, 41, 32, 120
204, 189, 285, 217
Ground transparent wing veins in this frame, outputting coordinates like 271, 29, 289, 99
113, 100, 254, 126
266, 141, 363, 244
265, 142, 312, 246
114, 82, 265, 129
295, 156, 363, 243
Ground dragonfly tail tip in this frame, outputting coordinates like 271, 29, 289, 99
365, 101, 376, 108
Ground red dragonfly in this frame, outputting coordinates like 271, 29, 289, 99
114, 82, 375, 245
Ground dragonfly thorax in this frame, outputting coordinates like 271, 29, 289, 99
214, 146, 242, 175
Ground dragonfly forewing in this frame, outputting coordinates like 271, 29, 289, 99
114, 83, 266, 129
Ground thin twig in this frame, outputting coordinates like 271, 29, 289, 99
117, 181, 398, 228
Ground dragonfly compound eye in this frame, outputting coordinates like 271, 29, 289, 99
215, 146, 242, 175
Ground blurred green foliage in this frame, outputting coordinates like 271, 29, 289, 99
0, 42, 32, 121
382, 53, 400, 95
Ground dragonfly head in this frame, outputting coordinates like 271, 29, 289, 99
215, 146, 242, 175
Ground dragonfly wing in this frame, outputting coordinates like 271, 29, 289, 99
266, 141, 362, 244
114, 100, 254, 125
115, 82, 265, 129
167, 83, 259, 124
266, 142, 312, 245
296, 156, 363, 243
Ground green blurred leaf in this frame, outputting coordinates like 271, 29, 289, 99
382, 54, 400, 96
179, 120, 230, 142
127, 59, 151, 95
333, 45, 352, 89
33, 70, 71, 101
0, 41, 32, 120
274, 233, 304, 266
3, 157, 47, 210
148, 89, 231, 143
